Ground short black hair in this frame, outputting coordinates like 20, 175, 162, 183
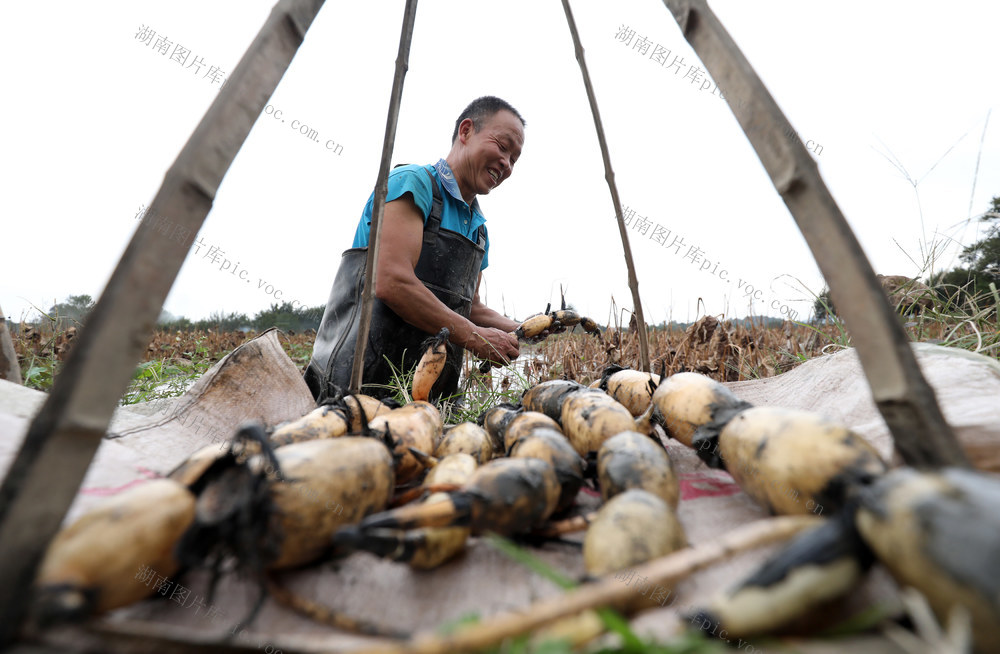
452, 96, 526, 143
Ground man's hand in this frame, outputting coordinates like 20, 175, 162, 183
464, 327, 519, 367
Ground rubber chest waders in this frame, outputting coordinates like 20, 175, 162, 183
305, 167, 486, 402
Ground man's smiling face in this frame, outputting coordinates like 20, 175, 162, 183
458, 109, 525, 198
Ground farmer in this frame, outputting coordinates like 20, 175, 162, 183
305, 96, 526, 401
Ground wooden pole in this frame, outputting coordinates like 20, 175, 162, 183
658, 0, 968, 469
560, 0, 651, 373
0, 0, 327, 643
349, 0, 420, 393
0, 305, 21, 384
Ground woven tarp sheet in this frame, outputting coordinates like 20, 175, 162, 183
3, 332, 999, 652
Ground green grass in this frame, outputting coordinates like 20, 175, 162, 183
282, 336, 314, 371
20, 350, 59, 391
909, 280, 1000, 356
118, 335, 220, 405
15, 325, 69, 392
119, 357, 209, 405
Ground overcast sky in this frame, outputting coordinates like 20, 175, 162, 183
3, 1, 998, 329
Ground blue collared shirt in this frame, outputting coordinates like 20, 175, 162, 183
351, 159, 490, 270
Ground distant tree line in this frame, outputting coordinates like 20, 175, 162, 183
158, 302, 325, 332
12, 297, 326, 334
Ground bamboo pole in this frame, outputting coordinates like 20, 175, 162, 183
343, 516, 819, 654
0, 0, 327, 643
658, 0, 968, 468
349, 0, 419, 393
560, 0, 651, 373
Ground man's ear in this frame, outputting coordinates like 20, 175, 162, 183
458, 118, 476, 144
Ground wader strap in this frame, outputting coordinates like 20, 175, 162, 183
422, 167, 444, 249
415, 166, 485, 251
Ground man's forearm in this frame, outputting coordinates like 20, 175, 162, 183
469, 301, 519, 333
378, 276, 478, 348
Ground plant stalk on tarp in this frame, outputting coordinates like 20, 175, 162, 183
349, 0, 420, 393
344, 516, 819, 654
561, 0, 651, 373
658, 0, 967, 469
0, 0, 327, 643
